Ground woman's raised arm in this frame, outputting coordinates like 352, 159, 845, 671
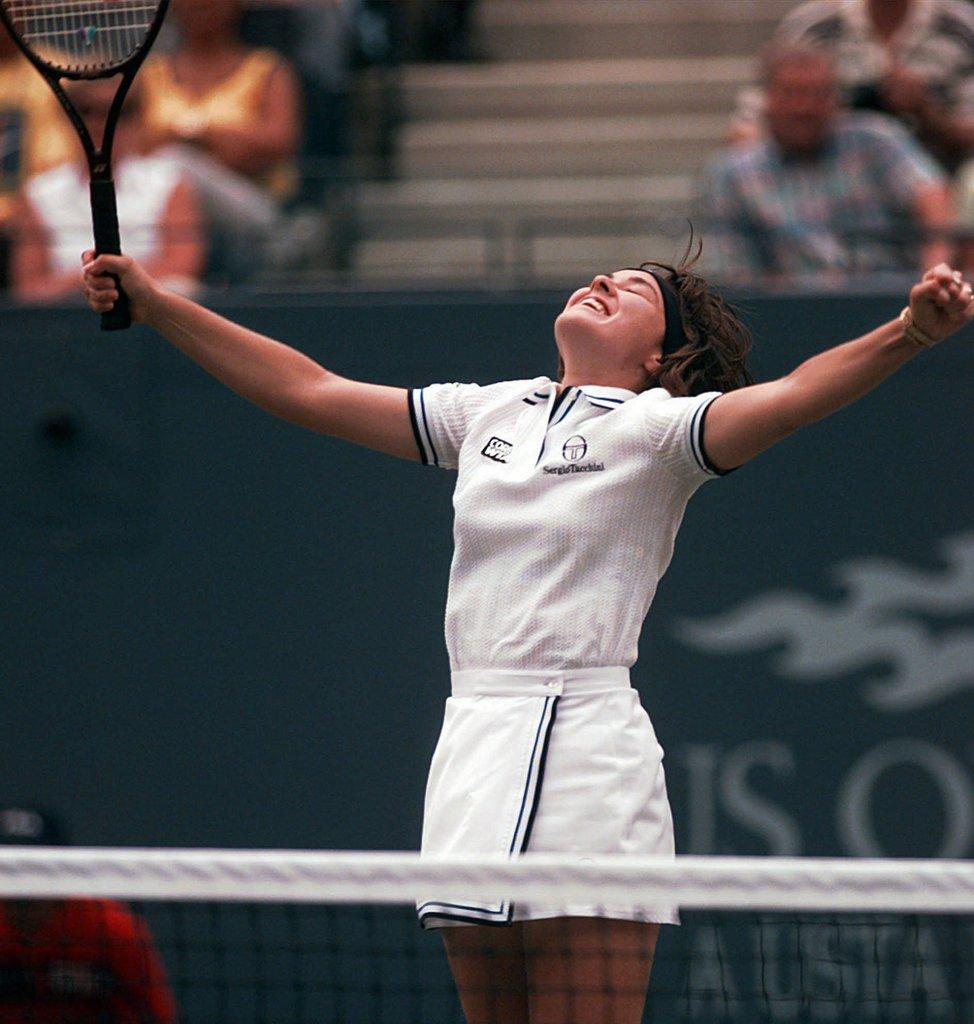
82, 253, 420, 461
701, 264, 974, 472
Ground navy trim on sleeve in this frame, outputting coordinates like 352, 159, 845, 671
406, 389, 429, 465
697, 395, 738, 476
418, 389, 439, 466
408, 388, 441, 467
688, 399, 710, 474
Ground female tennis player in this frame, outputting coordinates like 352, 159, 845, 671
81, 247, 973, 1024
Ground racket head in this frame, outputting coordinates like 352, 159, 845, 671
0, 0, 170, 79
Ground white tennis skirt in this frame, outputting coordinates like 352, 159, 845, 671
417, 667, 678, 929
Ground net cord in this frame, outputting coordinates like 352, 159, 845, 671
0, 851, 972, 912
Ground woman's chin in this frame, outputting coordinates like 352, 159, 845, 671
555, 311, 607, 349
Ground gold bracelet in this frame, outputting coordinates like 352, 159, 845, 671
899, 307, 939, 349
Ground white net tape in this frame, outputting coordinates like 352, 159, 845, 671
1, 850, 973, 912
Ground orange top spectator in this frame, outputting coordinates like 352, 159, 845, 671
0, 27, 76, 286
141, 1, 300, 199
11, 79, 204, 303
0, 29, 75, 221
138, 0, 300, 280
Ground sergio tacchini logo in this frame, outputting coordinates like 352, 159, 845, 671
562, 435, 587, 461
544, 435, 605, 476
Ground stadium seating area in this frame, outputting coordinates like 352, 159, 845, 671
355, 0, 793, 282
3, 0, 974, 287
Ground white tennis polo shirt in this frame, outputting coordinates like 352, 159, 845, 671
408, 377, 725, 671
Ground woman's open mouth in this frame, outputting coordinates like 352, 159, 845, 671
579, 295, 610, 315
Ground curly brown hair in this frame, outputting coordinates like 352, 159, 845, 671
558, 235, 754, 396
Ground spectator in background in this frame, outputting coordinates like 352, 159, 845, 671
240, 1, 402, 267
140, 0, 301, 281
241, 1, 358, 189
734, 0, 974, 171
702, 45, 952, 286
0, 806, 177, 1024
11, 79, 203, 304
0, 29, 76, 288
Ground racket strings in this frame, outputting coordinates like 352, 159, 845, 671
4, 0, 157, 72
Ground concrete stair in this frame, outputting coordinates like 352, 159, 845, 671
353, 173, 697, 282
398, 112, 729, 177
349, 0, 796, 284
357, 173, 695, 223
402, 57, 753, 120
477, 0, 795, 60
353, 222, 694, 284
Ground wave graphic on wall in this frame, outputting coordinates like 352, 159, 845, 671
674, 533, 974, 713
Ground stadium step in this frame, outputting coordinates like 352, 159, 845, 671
354, 227, 687, 285
397, 113, 728, 178
400, 57, 754, 120
356, 173, 695, 223
475, 0, 795, 60
347, 0, 794, 281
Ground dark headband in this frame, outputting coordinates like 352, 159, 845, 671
648, 270, 690, 358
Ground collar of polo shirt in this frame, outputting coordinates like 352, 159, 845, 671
577, 385, 637, 403
550, 383, 638, 411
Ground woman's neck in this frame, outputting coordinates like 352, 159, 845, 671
181, 36, 240, 58
560, 365, 652, 394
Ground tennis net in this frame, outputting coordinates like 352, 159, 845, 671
0, 849, 971, 1023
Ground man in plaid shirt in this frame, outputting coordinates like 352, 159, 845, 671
701, 44, 952, 285
733, 0, 974, 171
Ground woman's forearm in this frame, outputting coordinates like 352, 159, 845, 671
705, 265, 971, 472
782, 319, 920, 429
83, 253, 418, 458
701, 320, 921, 471
145, 287, 330, 424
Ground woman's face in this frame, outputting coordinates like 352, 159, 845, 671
555, 269, 666, 387
174, 0, 242, 40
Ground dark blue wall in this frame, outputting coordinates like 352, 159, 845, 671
2, 289, 972, 861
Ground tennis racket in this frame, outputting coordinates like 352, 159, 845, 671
0, 0, 170, 330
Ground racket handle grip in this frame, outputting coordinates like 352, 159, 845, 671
90, 178, 132, 332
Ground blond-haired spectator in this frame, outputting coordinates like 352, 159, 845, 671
140, 0, 301, 279
12, 80, 204, 303
0, 29, 76, 286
